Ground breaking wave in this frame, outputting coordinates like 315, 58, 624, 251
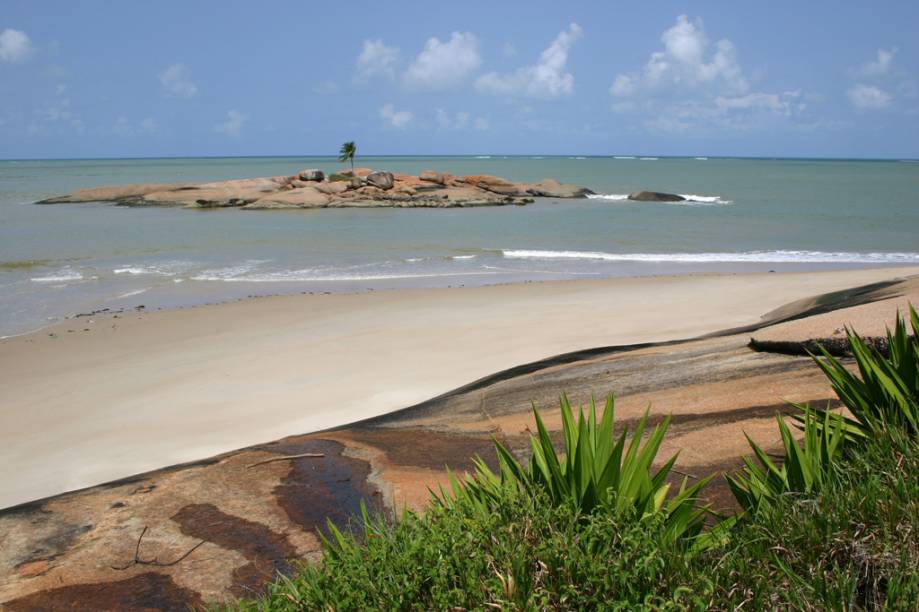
500, 249, 919, 264
586, 193, 732, 205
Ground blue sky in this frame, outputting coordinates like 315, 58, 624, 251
1, 0, 917, 159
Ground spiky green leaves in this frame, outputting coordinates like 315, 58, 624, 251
435, 394, 712, 548
727, 408, 847, 513
807, 304, 919, 437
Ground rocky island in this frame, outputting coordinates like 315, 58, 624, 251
37, 168, 594, 210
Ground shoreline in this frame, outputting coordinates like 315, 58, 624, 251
2, 266, 918, 509
5, 259, 918, 340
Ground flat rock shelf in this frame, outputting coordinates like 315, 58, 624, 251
36, 168, 594, 210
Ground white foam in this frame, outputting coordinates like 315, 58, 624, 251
113, 261, 194, 276
695, 157, 709, 160
586, 193, 732, 205
30, 268, 84, 283
501, 249, 919, 264
475, 155, 492, 159
193, 269, 501, 282
639, 157, 659, 161
613, 156, 636, 159
116, 288, 149, 299
450, 255, 477, 260
678, 194, 733, 205
586, 194, 630, 201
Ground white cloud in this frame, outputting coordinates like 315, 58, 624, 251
214, 110, 246, 136
0, 28, 32, 63
379, 103, 413, 129
435, 108, 469, 129
403, 32, 481, 91
856, 48, 896, 78
356, 39, 399, 81
476, 23, 582, 99
607, 15, 803, 132
848, 84, 892, 110
434, 108, 488, 131
159, 64, 198, 98
715, 91, 801, 116
113, 116, 158, 137
610, 16, 747, 99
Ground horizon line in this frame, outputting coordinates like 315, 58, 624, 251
1, 154, 917, 163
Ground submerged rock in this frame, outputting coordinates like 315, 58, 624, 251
628, 191, 685, 202
528, 179, 594, 198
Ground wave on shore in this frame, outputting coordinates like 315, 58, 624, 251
587, 193, 733, 205
501, 249, 919, 264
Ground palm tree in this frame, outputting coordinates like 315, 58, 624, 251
338, 141, 356, 171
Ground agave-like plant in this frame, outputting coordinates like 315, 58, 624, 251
727, 407, 847, 513
799, 304, 919, 438
436, 394, 712, 546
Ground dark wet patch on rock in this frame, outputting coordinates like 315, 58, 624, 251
10, 517, 92, 570
345, 428, 498, 472
256, 438, 383, 539
4, 572, 202, 611
171, 503, 296, 597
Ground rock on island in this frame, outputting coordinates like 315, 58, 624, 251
37, 168, 594, 210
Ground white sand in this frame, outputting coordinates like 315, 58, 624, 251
1, 266, 917, 509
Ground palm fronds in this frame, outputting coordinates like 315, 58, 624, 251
337, 141, 356, 170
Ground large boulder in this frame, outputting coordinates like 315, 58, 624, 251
628, 191, 685, 202
527, 179, 593, 198
315, 181, 350, 195
243, 186, 330, 209
459, 174, 513, 188
419, 170, 451, 185
366, 171, 395, 190
297, 169, 325, 182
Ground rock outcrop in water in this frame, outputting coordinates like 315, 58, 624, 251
628, 190, 686, 202
36, 169, 594, 210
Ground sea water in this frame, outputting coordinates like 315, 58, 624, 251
1, 155, 917, 336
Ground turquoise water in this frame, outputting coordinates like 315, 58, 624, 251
1, 155, 917, 336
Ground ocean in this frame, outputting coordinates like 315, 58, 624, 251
1, 155, 917, 337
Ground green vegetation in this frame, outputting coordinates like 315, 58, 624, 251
234, 306, 919, 610
338, 141, 356, 171
0, 259, 52, 270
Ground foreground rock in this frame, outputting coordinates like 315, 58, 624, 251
628, 190, 685, 202
36, 169, 594, 210
1, 277, 913, 608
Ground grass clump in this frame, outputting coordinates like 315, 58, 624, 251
238, 487, 706, 610
233, 306, 919, 610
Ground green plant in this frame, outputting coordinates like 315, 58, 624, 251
338, 141, 356, 171
727, 407, 847, 513
802, 304, 919, 438
437, 394, 712, 547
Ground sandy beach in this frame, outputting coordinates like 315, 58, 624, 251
1, 266, 917, 509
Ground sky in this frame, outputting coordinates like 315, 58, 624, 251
1, 0, 917, 159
